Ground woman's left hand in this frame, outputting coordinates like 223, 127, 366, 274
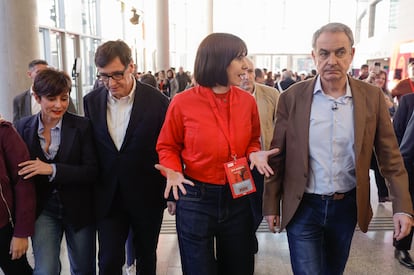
249, 148, 280, 177
18, 157, 53, 179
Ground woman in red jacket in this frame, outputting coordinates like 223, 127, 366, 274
156, 33, 276, 275
0, 119, 35, 275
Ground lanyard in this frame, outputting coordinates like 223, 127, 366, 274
203, 86, 237, 160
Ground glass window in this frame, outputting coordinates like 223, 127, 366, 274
80, 37, 100, 96
37, 0, 60, 28
50, 31, 63, 69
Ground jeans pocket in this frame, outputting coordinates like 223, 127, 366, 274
179, 184, 203, 202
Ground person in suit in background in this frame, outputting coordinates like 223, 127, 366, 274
13, 59, 77, 123
263, 22, 413, 275
15, 68, 97, 275
392, 92, 414, 269
175, 66, 191, 92
0, 119, 35, 275
240, 57, 279, 253
84, 40, 169, 275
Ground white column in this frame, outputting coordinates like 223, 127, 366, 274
206, 0, 213, 34
0, 0, 40, 121
155, 0, 170, 72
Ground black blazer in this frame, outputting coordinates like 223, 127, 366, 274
393, 93, 414, 144
15, 112, 97, 230
84, 80, 169, 220
13, 89, 78, 123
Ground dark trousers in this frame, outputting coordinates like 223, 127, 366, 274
176, 180, 254, 275
0, 223, 32, 275
370, 153, 389, 198
97, 192, 164, 275
286, 189, 357, 275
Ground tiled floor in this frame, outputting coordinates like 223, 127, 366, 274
9, 171, 414, 274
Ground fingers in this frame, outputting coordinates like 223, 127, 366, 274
265, 216, 277, 233
268, 148, 280, 156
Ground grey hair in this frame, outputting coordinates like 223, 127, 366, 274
312, 22, 354, 50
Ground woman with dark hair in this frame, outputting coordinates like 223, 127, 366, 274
156, 33, 276, 275
0, 118, 35, 275
15, 68, 97, 275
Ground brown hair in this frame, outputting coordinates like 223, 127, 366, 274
33, 68, 71, 97
95, 40, 132, 68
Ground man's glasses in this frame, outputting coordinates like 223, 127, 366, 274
97, 68, 127, 83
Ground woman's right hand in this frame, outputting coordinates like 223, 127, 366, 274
155, 164, 194, 200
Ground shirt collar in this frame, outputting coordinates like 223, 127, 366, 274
37, 113, 63, 133
313, 75, 352, 98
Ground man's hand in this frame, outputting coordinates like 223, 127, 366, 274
249, 148, 280, 177
155, 164, 194, 200
393, 213, 413, 241
167, 201, 176, 216
10, 237, 28, 260
265, 215, 281, 233
18, 157, 53, 179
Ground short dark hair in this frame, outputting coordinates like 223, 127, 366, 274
95, 40, 132, 68
140, 74, 157, 88
33, 68, 72, 97
361, 64, 369, 70
193, 33, 247, 87
28, 59, 48, 70
255, 68, 264, 79
312, 22, 354, 50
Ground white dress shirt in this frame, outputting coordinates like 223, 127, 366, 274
107, 78, 136, 150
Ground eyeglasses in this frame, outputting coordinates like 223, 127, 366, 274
97, 68, 127, 83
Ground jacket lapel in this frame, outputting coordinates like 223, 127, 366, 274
120, 80, 141, 152
295, 79, 315, 172
23, 116, 39, 157
57, 114, 76, 162
96, 89, 118, 152
349, 77, 366, 159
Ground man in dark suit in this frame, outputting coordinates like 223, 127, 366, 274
84, 40, 169, 275
263, 22, 413, 275
13, 59, 77, 123
392, 93, 414, 269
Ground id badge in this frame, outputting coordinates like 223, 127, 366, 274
224, 157, 256, 199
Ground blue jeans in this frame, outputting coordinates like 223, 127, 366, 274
32, 193, 96, 275
176, 180, 254, 275
286, 189, 357, 275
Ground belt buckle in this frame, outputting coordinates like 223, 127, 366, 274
332, 193, 345, 200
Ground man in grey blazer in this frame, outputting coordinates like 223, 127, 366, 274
13, 59, 76, 122
263, 22, 413, 275
240, 58, 280, 254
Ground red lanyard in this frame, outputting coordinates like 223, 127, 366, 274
203, 87, 237, 159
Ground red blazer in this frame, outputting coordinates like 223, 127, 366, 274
157, 85, 261, 184
0, 121, 35, 237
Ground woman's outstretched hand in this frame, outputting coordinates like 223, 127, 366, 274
155, 164, 194, 200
